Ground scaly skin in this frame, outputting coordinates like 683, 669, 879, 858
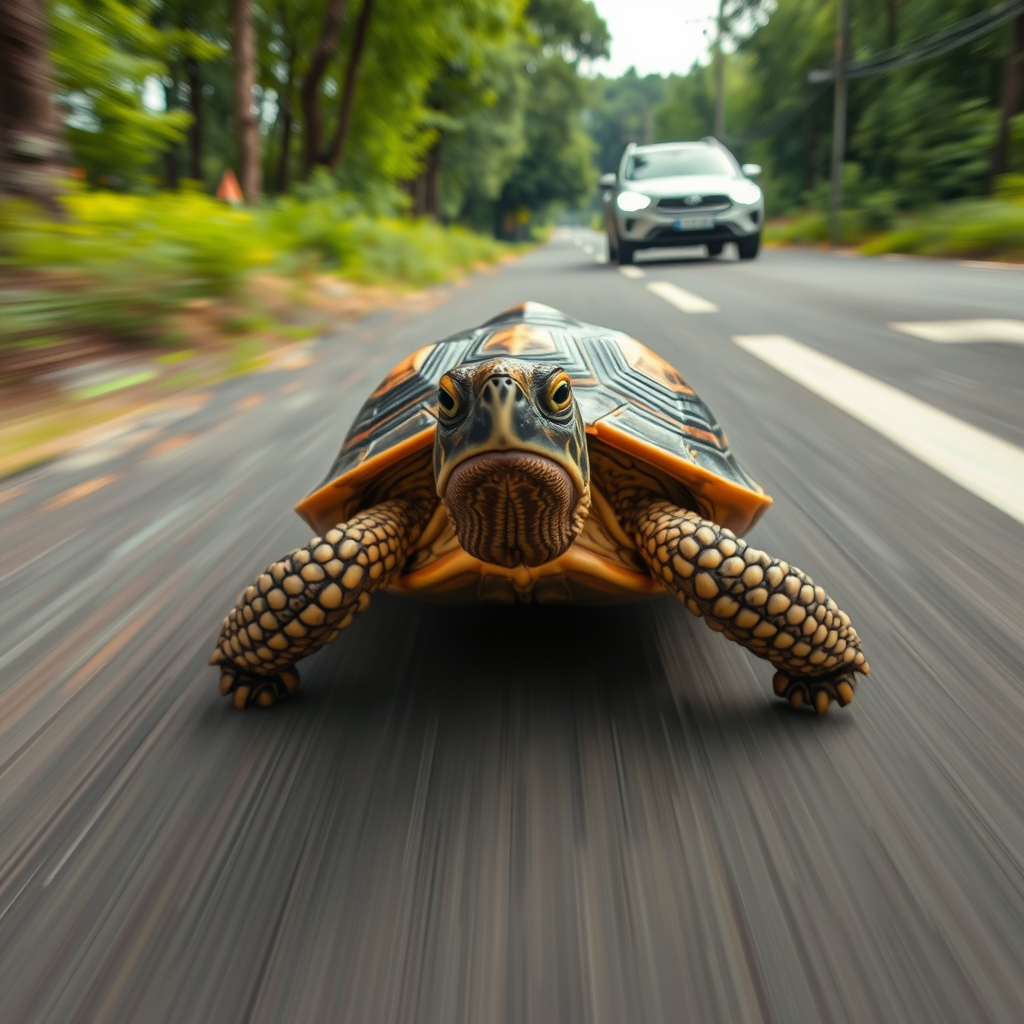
210, 495, 432, 708
625, 496, 870, 713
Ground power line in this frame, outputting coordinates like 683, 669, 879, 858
722, 0, 1024, 147
809, 0, 1024, 82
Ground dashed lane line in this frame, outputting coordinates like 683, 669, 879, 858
890, 320, 1024, 345
619, 266, 645, 279
646, 280, 719, 314
733, 334, 1024, 527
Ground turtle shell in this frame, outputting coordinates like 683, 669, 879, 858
297, 302, 771, 535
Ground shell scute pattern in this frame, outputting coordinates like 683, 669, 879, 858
315, 303, 758, 497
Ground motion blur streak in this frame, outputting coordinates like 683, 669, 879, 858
1, 234, 1024, 1023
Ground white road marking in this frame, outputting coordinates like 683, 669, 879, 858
583, 244, 594, 254
646, 280, 718, 313
619, 266, 645, 279
733, 334, 1024, 527
890, 320, 1024, 345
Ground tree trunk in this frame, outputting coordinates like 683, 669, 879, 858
991, 13, 1024, 188
277, 109, 293, 193
163, 77, 180, 190
185, 56, 203, 182
276, 46, 296, 193
0, 0, 65, 213
326, 0, 375, 172
233, 0, 261, 204
885, 0, 898, 49
713, 0, 725, 139
424, 141, 441, 221
300, 0, 346, 177
804, 121, 817, 194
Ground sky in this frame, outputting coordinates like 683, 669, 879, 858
587, 0, 720, 78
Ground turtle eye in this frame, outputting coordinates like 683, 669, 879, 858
547, 374, 572, 412
437, 377, 459, 418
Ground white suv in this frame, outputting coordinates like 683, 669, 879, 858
600, 139, 764, 264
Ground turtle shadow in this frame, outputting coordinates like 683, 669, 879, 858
292, 594, 844, 743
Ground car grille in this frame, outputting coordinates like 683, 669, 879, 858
657, 194, 731, 211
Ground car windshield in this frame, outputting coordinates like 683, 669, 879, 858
626, 148, 736, 180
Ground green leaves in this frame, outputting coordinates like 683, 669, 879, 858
49, 0, 199, 186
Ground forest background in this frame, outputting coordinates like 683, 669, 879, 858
1, 0, 1022, 470
4, 0, 1022, 232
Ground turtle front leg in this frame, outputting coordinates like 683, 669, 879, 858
210, 497, 431, 708
628, 497, 869, 713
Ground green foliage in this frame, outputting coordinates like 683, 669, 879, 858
585, 70, 669, 174
493, 0, 608, 232
5, 188, 270, 292
861, 189, 899, 232
764, 209, 863, 245
48, 0, 217, 187
0, 189, 508, 352
599, 0, 1024, 218
859, 200, 1024, 258
40, 0, 603, 231
994, 173, 1024, 200
499, 55, 597, 215
266, 195, 506, 283
765, 196, 1024, 259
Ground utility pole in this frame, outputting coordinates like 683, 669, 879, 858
714, 0, 726, 139
829, 0, 849, 246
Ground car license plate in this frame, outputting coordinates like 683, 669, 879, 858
673, 216, 715, 231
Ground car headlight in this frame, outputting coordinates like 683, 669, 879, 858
616, 191, 652, 212
730, 181, 762, 205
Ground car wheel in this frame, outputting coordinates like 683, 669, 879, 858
706, 242, 724, 257
618, 242, 636, 265
737, 233, 761, 260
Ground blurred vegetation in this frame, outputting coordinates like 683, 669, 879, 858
27, 0, 606, 234
0, 188, 506, 352
581, 0, 1024, 241
0, 0, 611, 366
764, 174, 1024, 258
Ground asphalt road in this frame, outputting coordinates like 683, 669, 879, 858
2, 233, 1024, 1023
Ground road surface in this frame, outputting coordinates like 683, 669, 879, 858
1, 234, 1023, 1023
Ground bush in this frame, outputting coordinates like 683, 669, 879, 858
861, 190, 898, 233
0, 186, 509, 351
858, 200, 1024, 259
994, 174, 1024, 201
764, 209, 862, 245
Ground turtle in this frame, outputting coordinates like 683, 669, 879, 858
210, 302, 869, 714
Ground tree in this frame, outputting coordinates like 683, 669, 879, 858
495, 0, 609, 233
991, 11, 1024, 185
233, 0, 261, 202
0, 0, 65, 211
47, 0, 198, 190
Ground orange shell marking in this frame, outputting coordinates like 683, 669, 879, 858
592, 418, 772, 535
295, 426, 436, 533
481, 324, 557, 356
617, 335, 695, 395
370, 343, 436, 397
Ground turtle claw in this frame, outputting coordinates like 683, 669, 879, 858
218, 666, 299, 709
773, 669, 859, 714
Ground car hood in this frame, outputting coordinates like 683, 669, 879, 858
622, 175, 739, 197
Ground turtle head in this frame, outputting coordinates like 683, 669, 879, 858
433, 357, 591, 568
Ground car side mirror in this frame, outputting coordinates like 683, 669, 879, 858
741, 163, 762, 178
598, 172, 617, 189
